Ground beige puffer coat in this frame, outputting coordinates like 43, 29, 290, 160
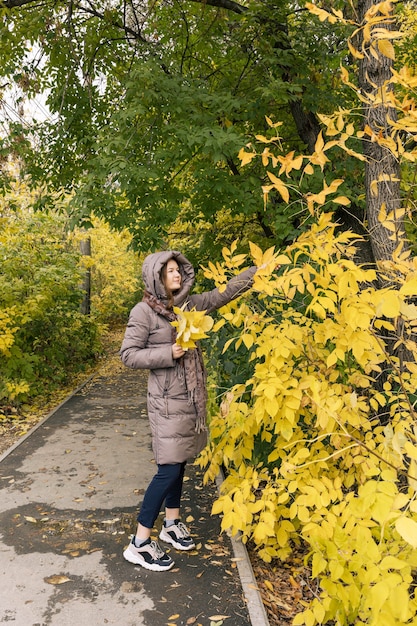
120, 251, 256, 465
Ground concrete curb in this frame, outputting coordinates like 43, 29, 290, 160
216, 472, 271, 626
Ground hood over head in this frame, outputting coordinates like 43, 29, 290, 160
141, 251, 195, 306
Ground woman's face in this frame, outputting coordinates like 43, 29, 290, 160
164, 259, 182, 292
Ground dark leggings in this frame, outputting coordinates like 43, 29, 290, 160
138, 461, 186, 529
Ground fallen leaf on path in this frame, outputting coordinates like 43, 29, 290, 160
64, 541, 91, 551
44, 575, 71, 585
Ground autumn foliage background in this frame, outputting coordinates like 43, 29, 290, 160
2, 0, 417, 625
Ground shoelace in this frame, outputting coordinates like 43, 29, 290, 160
148, 540, 166, 559
176, 521, 190, 538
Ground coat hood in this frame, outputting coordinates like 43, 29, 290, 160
141, 251, 195, 306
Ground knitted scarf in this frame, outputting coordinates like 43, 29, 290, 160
142, 290, 207, 433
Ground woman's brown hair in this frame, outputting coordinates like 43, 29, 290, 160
160, 262, 175, 309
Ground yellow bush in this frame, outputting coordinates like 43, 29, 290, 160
199, 214, 417, 625
70, 217, 141, 322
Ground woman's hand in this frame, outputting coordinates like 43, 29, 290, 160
172, 343, 186, 359
258, 261, 281, 271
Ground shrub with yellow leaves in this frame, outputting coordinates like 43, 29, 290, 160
198, 214, 417, 626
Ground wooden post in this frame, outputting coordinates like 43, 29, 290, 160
80, 237, 91, 315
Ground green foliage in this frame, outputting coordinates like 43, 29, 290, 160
199, 218, 417, 625
0, 0, 360, 256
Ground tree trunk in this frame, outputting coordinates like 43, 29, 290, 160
357, 0, 407, 265
80, 237, 91, 315
357, 0, 415, 379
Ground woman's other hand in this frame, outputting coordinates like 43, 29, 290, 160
172, 343, 186, 359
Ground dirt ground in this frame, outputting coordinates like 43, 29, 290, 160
0, 334, 314, 626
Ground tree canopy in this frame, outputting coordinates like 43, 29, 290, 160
0, 0, 368, 263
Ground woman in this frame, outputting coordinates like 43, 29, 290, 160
120, 250, 256, 572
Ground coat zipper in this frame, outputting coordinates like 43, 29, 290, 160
163, 373, 169, 417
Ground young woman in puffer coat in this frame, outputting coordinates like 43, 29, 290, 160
120, 250, 257, 572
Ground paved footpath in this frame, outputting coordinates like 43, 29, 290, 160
0, 363, 269, 626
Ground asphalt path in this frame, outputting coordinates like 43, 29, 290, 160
0, 363, 269, 626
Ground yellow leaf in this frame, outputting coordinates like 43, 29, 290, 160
311, 552, 327, 578
265, 116, 283, 129
278, 150, 304, 176
276, 254, 291, 265
374, 291, 401, 318
378, 202, 387, 221
380, 556, 408, 570
238, 148, 256, 167
333, 196, 351, 206
268, 448, 281, 463
297, 608, 315, 626
400, 277, 417, 297
347, 38, 364, 59
264, 580, 273, 591
255, 134, 270, 143
377, 38, 395, 60
395, 516, 417, 548
222, 338, 236, 353
44, 575, 71, 585
315, 131, 324, 153
266, 171, 290, 203
305, 2, 337, 23
169, 615, 180, 621
313, 602, 326, 623
242, 334, 254, 349
211, 500, 224, 515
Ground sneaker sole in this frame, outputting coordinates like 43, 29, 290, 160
159, 530, 196, 551
123, 548, 175, 572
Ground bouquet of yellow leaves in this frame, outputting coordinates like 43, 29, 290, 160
171, 306, 214, 350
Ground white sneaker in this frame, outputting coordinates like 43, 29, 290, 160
123, 537, 174, 571
159, 520, 196, 551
